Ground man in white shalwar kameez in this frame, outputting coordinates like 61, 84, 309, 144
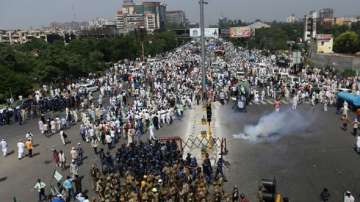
149, 122, 155, 140
38, 120, 44, 134
1, 139, 8, 157
292, 96, 298, 110
17, 140, 25, 159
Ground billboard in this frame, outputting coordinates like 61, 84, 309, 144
190, 28, 219, 38
229, 26, 252, 38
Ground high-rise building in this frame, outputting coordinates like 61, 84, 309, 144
286, 14, 298, 23
116, 11, 126, 32
115, 0, 166, 33
304, 11, 317, 42
144, 12, 157, 32
166, 10, 186, 26
319, 8, 334, 21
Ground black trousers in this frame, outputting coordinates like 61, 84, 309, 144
28, 149, 32, 157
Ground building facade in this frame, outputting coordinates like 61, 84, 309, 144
316, 34, 333, 54
0, 30, 48, 44
319, 8, 334, 21
287, 14, 298, 23
116, 0, 166, 33
335, 17, 358, 26
304, 11, 317, 42
166, 10, 186, 26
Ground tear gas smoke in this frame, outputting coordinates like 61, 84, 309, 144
233, 110, 314, 143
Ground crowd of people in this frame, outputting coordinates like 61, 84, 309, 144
3, 38, 360, 202
90, 140, 232, 201
209, 44, 360, 114
40, 42, 253, 202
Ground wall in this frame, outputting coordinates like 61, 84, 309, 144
310, 53, 360, 70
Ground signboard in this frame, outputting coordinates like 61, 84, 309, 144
190, 28, 219, 38
53, 170, 63, 182
316, 34, 332, 41
229, 26, 252, 38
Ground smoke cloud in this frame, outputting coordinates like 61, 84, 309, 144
233, 110, 315, 143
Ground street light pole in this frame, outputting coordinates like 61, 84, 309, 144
199, 0, 208, 102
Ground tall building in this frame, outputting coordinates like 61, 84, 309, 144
116, 11, 126, 32
115, 0, 166, 33
166, 10, 186, 26
304, 11, 317, 42
319, 8, 334, 21
286, 14, 298, 23
88, 18, 116, 29
144, 12, 157, 32
143, 1, 166, 31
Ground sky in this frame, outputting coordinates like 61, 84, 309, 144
0, 0, 359, 29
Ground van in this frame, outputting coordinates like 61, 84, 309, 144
279, 72, 289, 80
289, 75, 300, 84
79, 83, 98, 93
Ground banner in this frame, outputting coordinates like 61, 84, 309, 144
190, 28, 219, 38
229, 26, 252, 38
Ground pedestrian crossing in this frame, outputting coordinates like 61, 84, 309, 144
248, 98, 290, 106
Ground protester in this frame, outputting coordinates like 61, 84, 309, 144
240, 193, 251, 202
70, 160, 79, 177
1, 138, 8, 157
70, 147, 79, 165
33, 178, 46, 201
52, 149, 60, 167
25, 139, 33, 158
17, 139, 25, 160
344, 191, 355, 202
90, 137, 98, 154
352, 118, 359, 136
62, 176, 74, 201
59, 130, 67, 145
320, 188, 330, 202
58, 150, 66, 170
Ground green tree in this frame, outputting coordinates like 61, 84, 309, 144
0, 30, 179, 103
334, 31, 360, 54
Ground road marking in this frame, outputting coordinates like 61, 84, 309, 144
266, 99, 273, 104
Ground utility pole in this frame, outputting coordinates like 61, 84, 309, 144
199, 0, 208, 101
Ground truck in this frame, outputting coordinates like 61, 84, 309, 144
337, 91, 360, 109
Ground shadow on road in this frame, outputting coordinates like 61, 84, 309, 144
7, 150, 15, 156
0, 177, 7, 183
44, 160, 52, 164
32, 152, 40, 157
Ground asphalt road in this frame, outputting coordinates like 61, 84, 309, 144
217, 101, 360, 202
0, 101, 359, 202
